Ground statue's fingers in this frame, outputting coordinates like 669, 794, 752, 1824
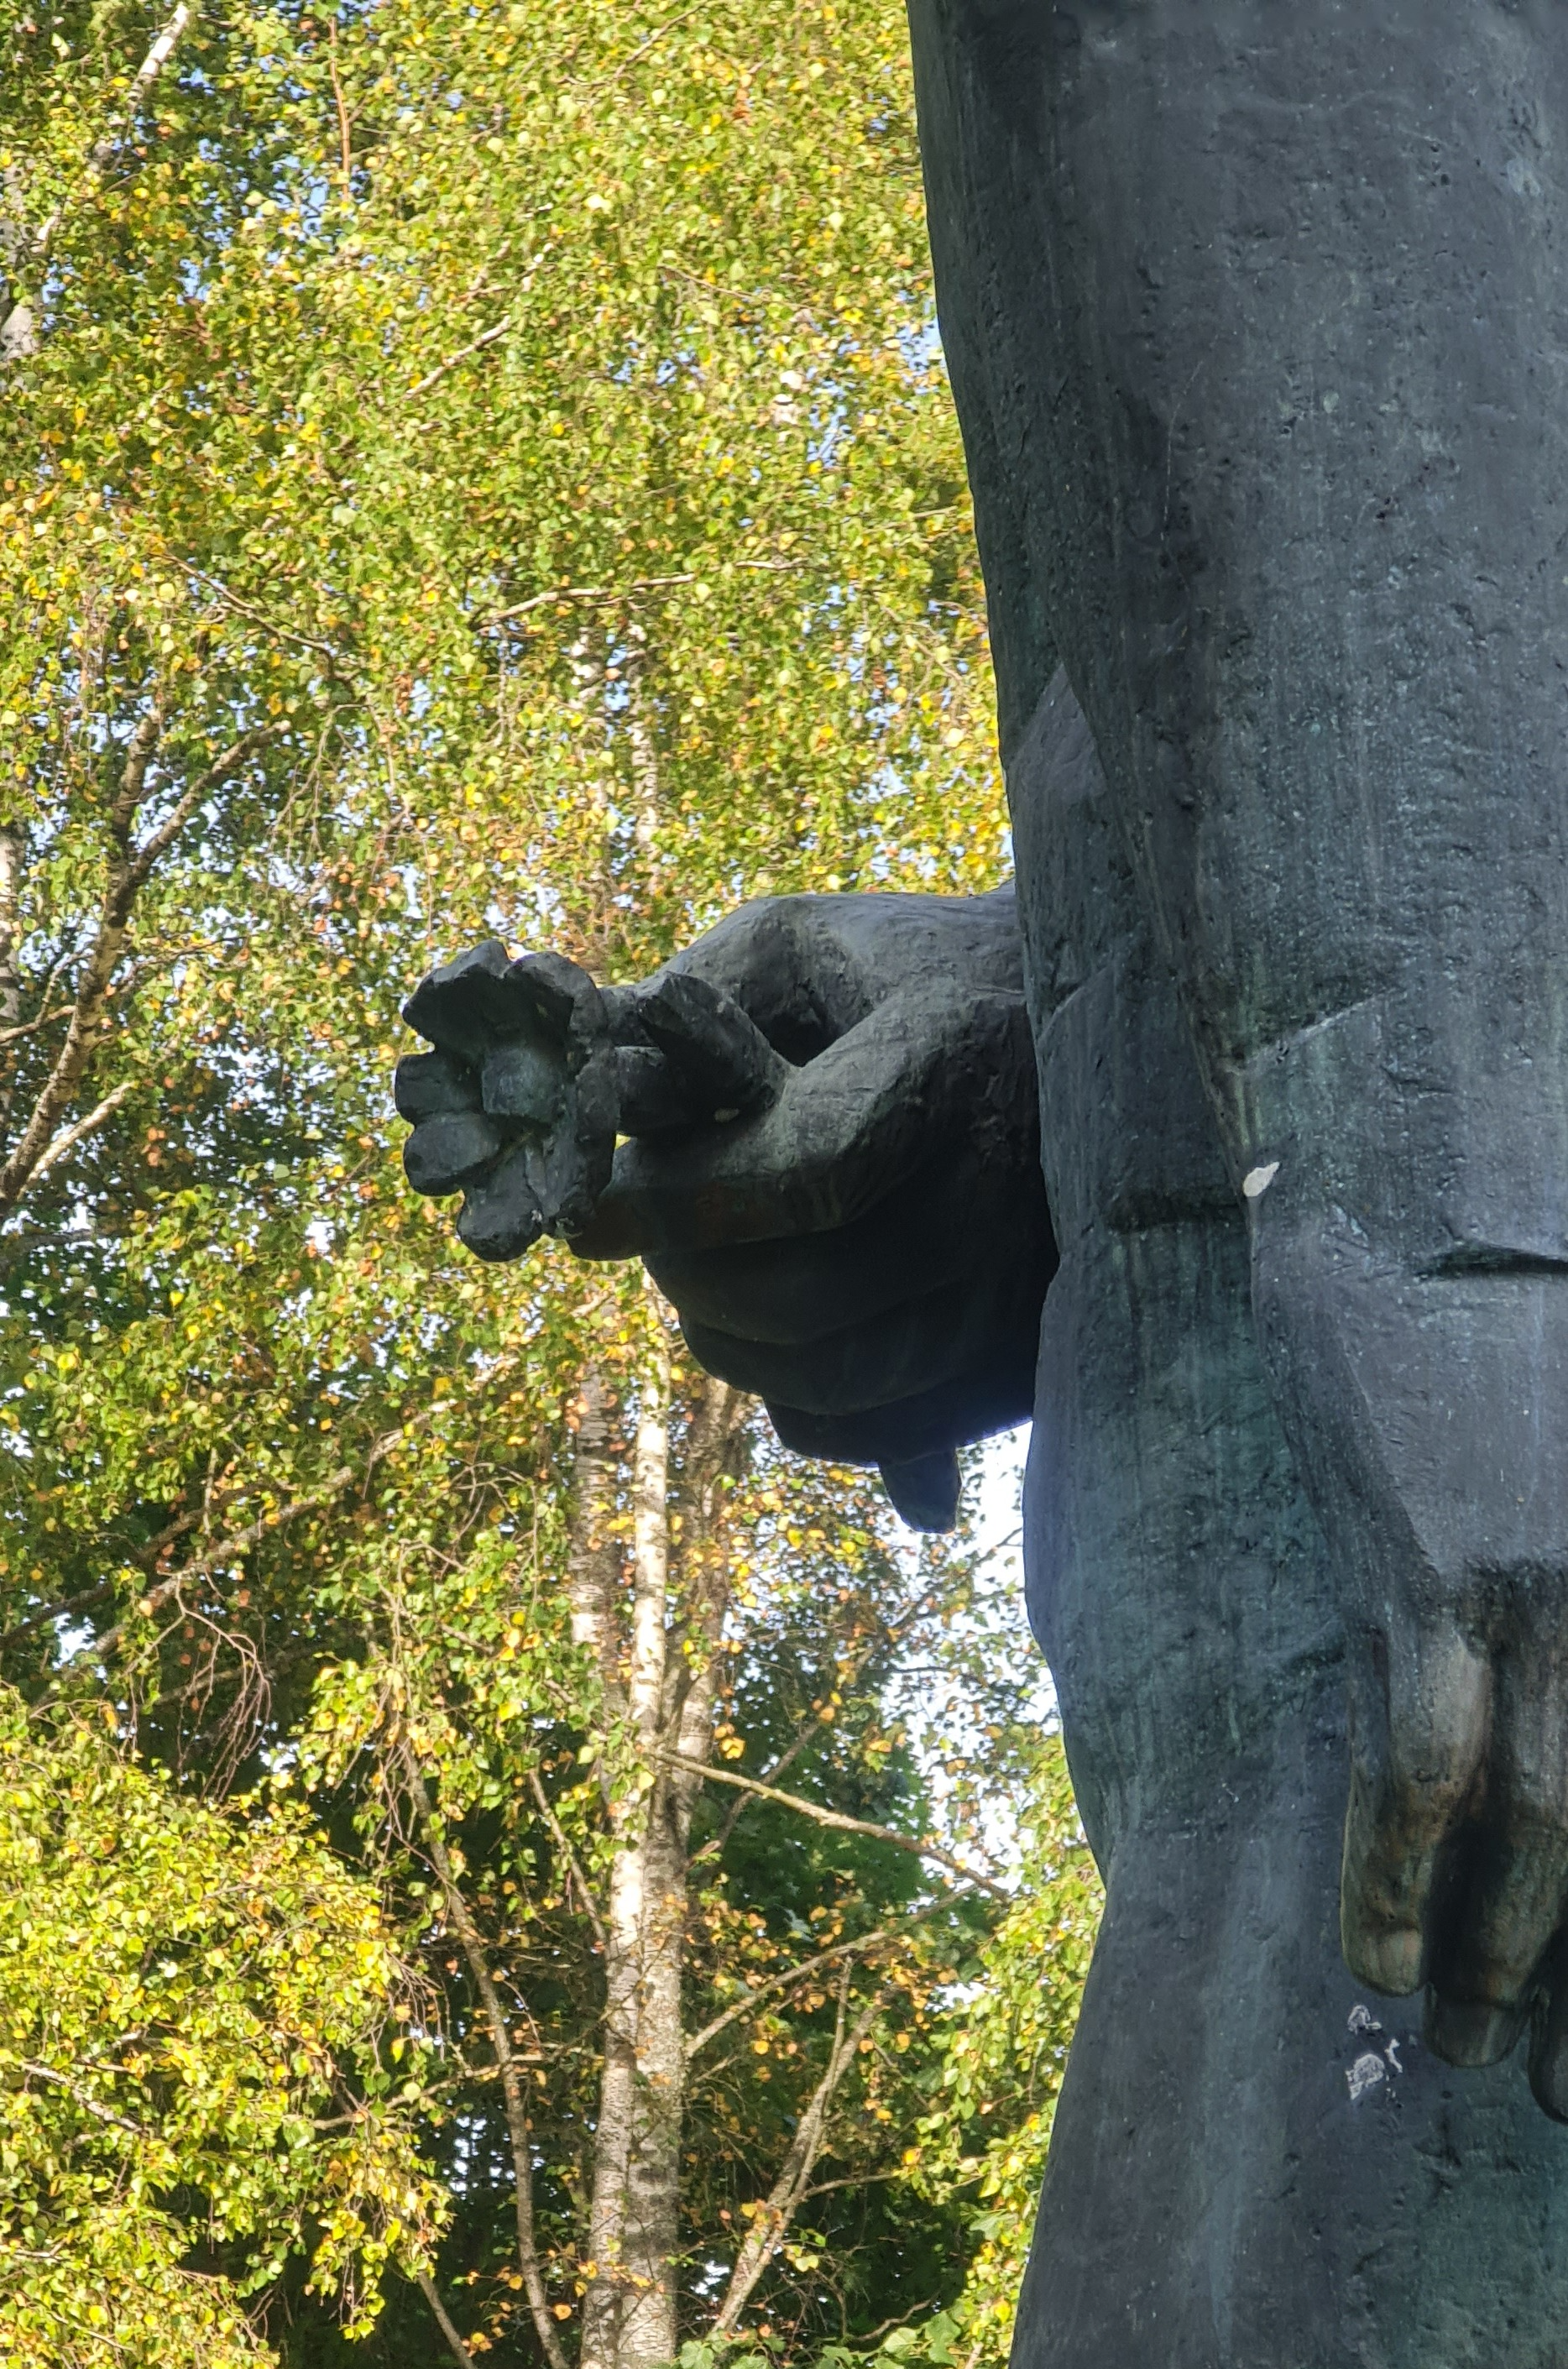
764, 1347, 1038, 1470
453, 1075, 616, 1258
1529, 1943, 1568, 2121
1340, 1621, 1491, 1998
632, 972, 791, 1118
456, 1143, 545, 1263
879, 1450, 964, 1534
404, 1111, 505, 1195
644, 1148, 1046, 1345
573, 989, 1036, 1259
680, 1247, 1046, 1419
401, 939, 518, 1062
403, 941, 607, 1065
1426, 1647, 1568, 2066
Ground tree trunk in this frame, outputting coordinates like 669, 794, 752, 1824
577, 1336, 751, 2369
567, 1362, 623, 1704
580, 1316, 685, 2369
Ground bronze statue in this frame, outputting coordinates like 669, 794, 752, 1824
400, 5, 1568, 2357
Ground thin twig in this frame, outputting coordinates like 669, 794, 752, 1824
799, 2168, 903, 2201
180, 567, 338, 657
407, 317, 510, 402
584, 3, 703, 88
660, 1752, 1011, 1901
527, 1766, 608, 1951
20, 2061, 144, 2136
686, 1928, 900, 2062
484, 557, 797, 628
0, 722, 268, 1219
713, 1974, 881, 2332
327, 24, 353, 191
687, 1873, 990, 2064
63, 1419, 412, 1673
7, 1369, 514, 1662
487, 573, 696, 623
692, 1715, 821, 1866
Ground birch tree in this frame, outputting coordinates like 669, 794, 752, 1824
0, 0, 1090, 2361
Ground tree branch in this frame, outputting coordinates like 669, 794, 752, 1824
689, 1714, 821, 1868
327, 24, 354, 191
416, 2271, 481, 2369
2, 5, 192, 361
408, 316, 510, 402
61, 1413, 417, 1672
0, 1577, 117, 1652
399, 1733, 569, 2369
107, 703, 165, 837
122, 726, 269, 898
0, 827, 24, 1036
27, 1079, 133, 1189
109, 2, 192, 158
587, 3, 704, 89
660, 1754, 1011, 1901
487, 573, 696, 624
712, 1974, 881, 2333
181, 567, 338, 657
686, 1929, 901, 2062
81, 1479, 358, 1669
0, 722, 267, 1220
0, 1001, 75, 1050
9, 1376, 499, 1663
528, 1765, 608, 1951
21, 2060, 145, 2136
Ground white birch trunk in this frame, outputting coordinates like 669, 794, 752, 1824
580, 1318, 685, 2369
573, 1320, 750, 2369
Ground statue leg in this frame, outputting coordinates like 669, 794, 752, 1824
1009, 674, 1568, 2365
1022, 1216, 1568, 2368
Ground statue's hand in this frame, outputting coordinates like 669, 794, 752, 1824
1339, 1566, 1568, 2119
395, 939, 785, 1259
1255, 1226, 1568, 2117
397, 892, 1055, 1529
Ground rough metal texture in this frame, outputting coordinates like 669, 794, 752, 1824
399, 1, 1568, 2351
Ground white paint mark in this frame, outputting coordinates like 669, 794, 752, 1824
1347, 2051, 1387, 2103
1242, 1161, 1281, 1201
1384, 2038, 1403, 2073
1348, 2003, 1382, 2037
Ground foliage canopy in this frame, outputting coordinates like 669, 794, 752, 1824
0, 0, 1098, 2361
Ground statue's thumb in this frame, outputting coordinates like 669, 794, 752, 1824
634, 973, 790, 1124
